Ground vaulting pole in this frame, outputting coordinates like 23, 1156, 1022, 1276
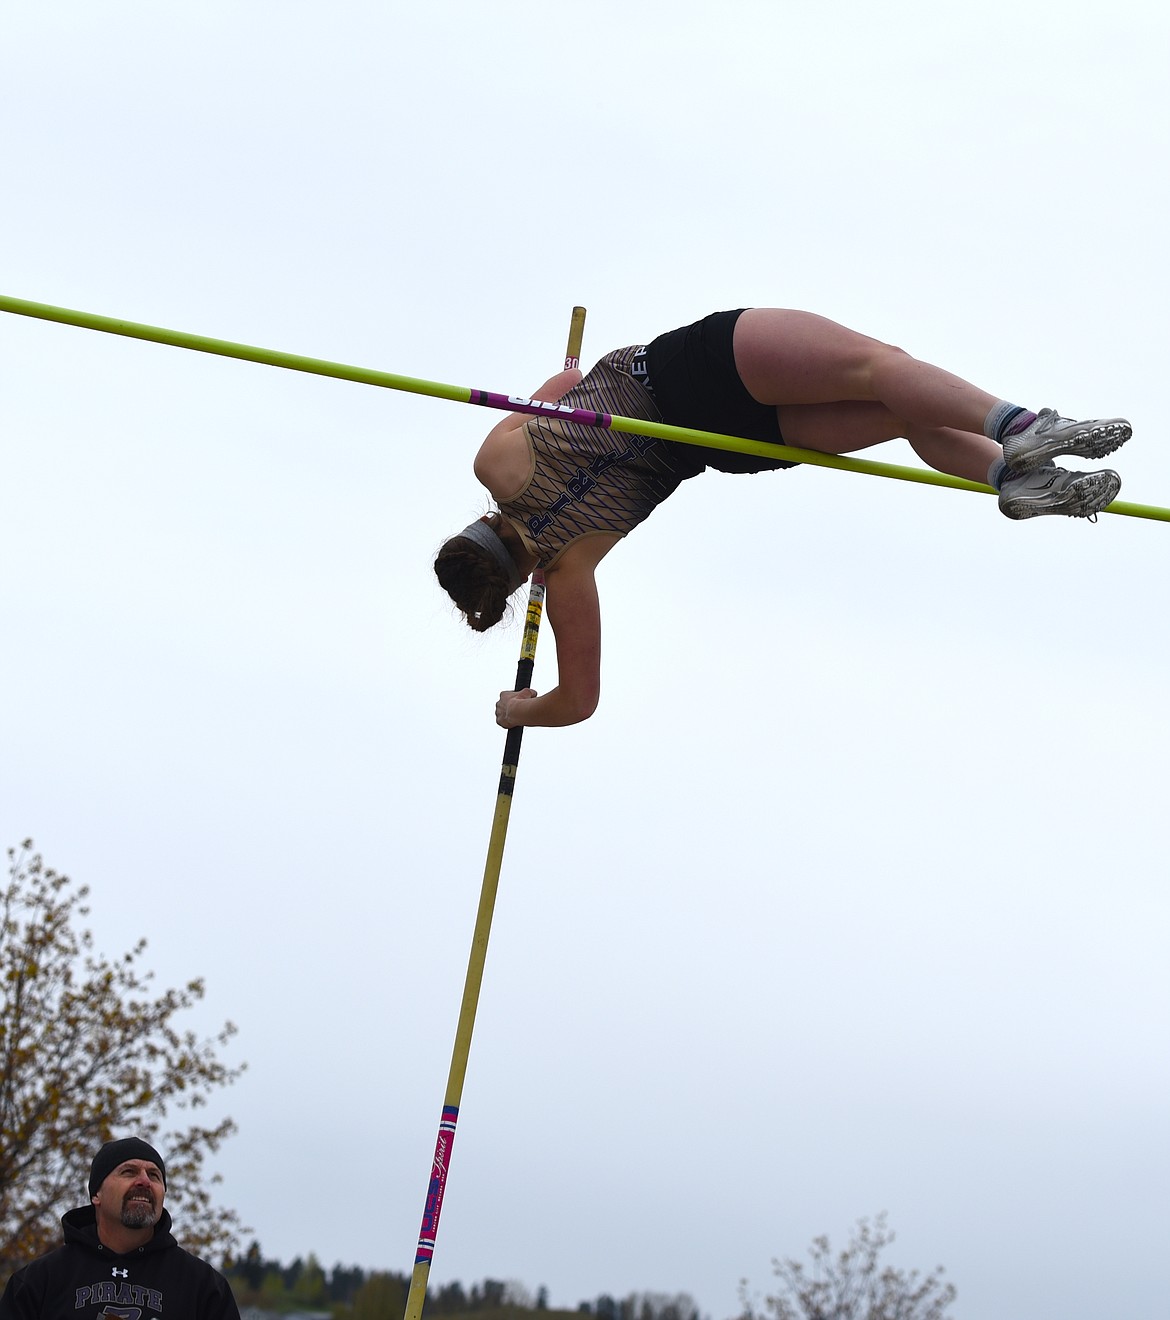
1, 293, 1164, 521
401, 308, 588, 1320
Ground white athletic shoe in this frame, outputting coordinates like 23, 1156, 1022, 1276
1002, 408, 1131, 474
998, 463, 1121, 521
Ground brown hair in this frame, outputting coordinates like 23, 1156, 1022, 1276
434, 513, 517, 632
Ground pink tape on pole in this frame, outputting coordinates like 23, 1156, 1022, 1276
414, 1105, 459, 1265
469, 388, 612, 430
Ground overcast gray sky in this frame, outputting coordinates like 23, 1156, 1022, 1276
3, 4, 1168, 1319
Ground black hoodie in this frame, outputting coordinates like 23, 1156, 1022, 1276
0, 1205, 240, 1320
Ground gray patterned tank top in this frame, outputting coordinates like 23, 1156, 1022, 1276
499, 345, 693, 568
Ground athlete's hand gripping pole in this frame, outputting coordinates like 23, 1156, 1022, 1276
402, 308, 587, 1320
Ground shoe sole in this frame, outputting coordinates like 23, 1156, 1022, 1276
1000, 469, 1121, 521
1004, 420, 1131, 473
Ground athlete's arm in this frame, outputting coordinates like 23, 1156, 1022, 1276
494, 559, 601, 728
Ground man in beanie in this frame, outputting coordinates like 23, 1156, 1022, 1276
0, 1137, 240, 1319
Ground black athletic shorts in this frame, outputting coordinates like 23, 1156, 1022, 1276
642, 308, 798, 475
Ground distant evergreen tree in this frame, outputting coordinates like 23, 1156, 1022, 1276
434, 1280, 469, 1313
595, 1294, 618, 1320
329, 1262, 369, 1304
352, 1271, 406, 1320
240, 1241, 265, 1291
292, 1254, 328, 1306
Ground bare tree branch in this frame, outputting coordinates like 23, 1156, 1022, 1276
738, 1215, 956, 1320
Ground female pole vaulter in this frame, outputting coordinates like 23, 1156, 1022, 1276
437, 307, 1130, 728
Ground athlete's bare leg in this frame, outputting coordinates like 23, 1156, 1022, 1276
769, 399, 999, 484
732, 308, 1004, 434
904, 425, 1001, 484
731, 309, 1011, 483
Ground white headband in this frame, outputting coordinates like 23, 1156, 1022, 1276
456, 519, 524, 594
